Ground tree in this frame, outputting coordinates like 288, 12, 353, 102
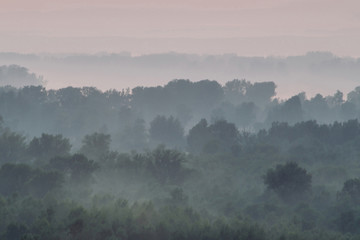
187, 119, 241, 155
0, 163, 32, 196
116, 118, 148, 151
305, 94, 331, 122
326, 90, 344, 107
0, 65, 44, 87
0, 128, 27, 164
27, 170, 63, 197
3, 223, 28, 240
28, 133, 71, 165
149, 115, 184, 148
148, 146, 186, 184
341, 101, 357, 120
223, 79, 250, 104
347, 86, 360, 107
208, 120, 241, 155
235, 102, 257, 128
169, 188, 188, 206
187, 119, 211, 153
264, 162, 312, 202
267, 95, 303, 125
79, 132, 111, 161
49, 154, 98, 183
0, 163, 63, 197
338, 178, 360, 205
246, 82, 276, 106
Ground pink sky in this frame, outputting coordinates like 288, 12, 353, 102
1, 0, 360, 56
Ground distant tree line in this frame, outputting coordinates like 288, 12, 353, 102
1, 79, 360, 153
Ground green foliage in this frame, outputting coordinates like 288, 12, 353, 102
149, 115, 184, 148
338, 178, 360, 205
334, 209, 360, 234
48, 154, 99, 183
132, 79, 224, 118
0, 129, 27, 164
27, 170, 63, 197
79, 132, 111, 161
0, 164, 33, 196
224, 79, 276, 106
187, 119, 241, 155
235, 102, 257, 127
267, 96, 303, 125
116, 118, 148, 151
168, 188, 188, 206
3, 223, 28, 240
28, 133, 71, 165
264, 119, 360, 146
0, 163, 63, 197
264, 162, 312, 202
148, 146, 188, 184
187, 119, 211, 153
5, 81, 360, 238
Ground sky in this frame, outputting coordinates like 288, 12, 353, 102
1, 0, 360, 56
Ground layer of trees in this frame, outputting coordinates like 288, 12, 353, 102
1, 112, 360, 238
2, 79, 360, 238
1, 79, 360, 153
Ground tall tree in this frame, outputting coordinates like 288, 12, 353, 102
264, 162, 312, 202
149, 115, 184, 148
79, 132, 111, 161
28, 133, 71, 165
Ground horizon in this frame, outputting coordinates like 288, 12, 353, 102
1, 50, 359, 101
1, 50, 359, 58
1, 0, 360, 99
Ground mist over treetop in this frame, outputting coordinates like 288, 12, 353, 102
0, 76, 359, 148
0, 65, 44, 88
0, 51, 359, 98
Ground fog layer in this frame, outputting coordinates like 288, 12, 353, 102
1, 51, 359, 98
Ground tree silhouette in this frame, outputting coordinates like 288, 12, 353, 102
264, 162, 312, 202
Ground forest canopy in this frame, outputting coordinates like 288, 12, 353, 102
1, 78, 360, 239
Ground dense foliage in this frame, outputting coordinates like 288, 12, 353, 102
2, 80, 360, 239
0, 78, 360, 152
264, 162, 312, 202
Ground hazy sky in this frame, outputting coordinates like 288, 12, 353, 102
1, 0, 360, 56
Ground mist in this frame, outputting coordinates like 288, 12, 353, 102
1, 0, 360, 238
1, 51, 359, 99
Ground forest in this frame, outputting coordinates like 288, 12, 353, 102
2, 70, 360, 239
